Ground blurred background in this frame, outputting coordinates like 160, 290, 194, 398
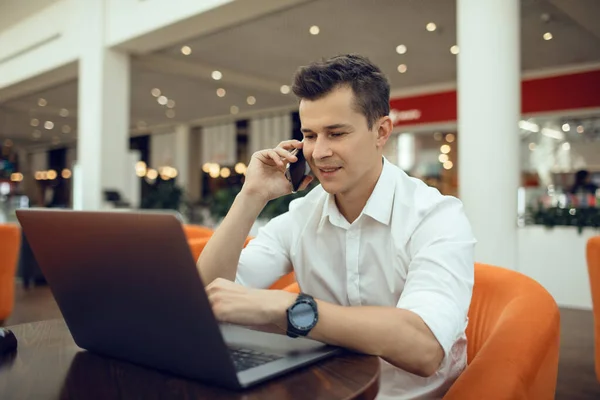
0, 0, 600, 398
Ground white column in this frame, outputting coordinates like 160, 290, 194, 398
76, 0, 130, 210
189, 127, 201, 202
457, 0, 520, 270
174, 124, 190, 188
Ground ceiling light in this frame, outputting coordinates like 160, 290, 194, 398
10, 173, 23, 182
230, 105, 239, 114
247, 96, 256, 105
220, 167, 231, 178
212, 71, 222, 80
529, 143, 536, 151
167, 99, 175, 108
38, 98, 47, 107
450, 45, 459, 55
426, 23, 437, 32
44, 121, 54, 130
280, 85, 291, 94
396, 45, 407, 54
216, 88, 226, 97
157, 96, 168, 105
443, 161, 453, 170
30, 118, 39, 127
47, 169, 58, 179
32, 130, 41, 139
541, 127, 564, 140
234, 162, 246, 174
62, 169, 72, 179
562, 142, 571, 151
562, 123, 570, 132
181, 45, 192, 55
440, 144, 451, 154
62, 125, 71, 134
445, 133, 455, 143
397, 64, 408, 73
166, 109, 175, 118
309, 25, 320, 35
59, 108, 69, 117
518, 120, 540, 132
543, 32, 553, 40
577, 125, 584, 133
151, 88, 161, 97
438, 154, 449, 163
147, 169, 158, 180
208, 168, 220, 179
433, 132, 443, 141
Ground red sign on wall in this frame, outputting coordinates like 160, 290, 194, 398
389, 69, 600, 127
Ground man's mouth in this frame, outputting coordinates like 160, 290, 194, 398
317, 166, 342, 176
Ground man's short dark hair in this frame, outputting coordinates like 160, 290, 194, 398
292, 54, 390, 130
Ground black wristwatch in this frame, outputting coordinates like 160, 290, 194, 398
286, 293, 318, 338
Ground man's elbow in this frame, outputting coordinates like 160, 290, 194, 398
416, 342, 445, 377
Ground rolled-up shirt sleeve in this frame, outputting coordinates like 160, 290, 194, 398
396, 197, 476, 358
235, 211, 294, 289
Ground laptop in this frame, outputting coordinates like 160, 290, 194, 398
16, 209, 341, 390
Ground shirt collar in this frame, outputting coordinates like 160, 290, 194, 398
318, 157, 396, 229
362, 157, 395, 226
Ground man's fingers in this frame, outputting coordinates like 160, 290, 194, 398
273, 147, 298, 166
276, 140, 302, 151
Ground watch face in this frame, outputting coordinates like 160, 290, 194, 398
290, 301, 317, 330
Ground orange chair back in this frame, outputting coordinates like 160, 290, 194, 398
587, 236, 600, 382
283, 263, 560, 399
0, 224, 21, 322
188, 235, 255, 264
182, 224, 214, 241
445, 263, 560, 400
188, 237, 211, 262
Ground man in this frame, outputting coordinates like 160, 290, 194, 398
198, 54, 476, 399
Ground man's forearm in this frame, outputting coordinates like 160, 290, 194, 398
306, 302, 444, 377
197, 190, 267, 284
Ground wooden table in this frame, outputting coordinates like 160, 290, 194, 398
0, 319, 380, 399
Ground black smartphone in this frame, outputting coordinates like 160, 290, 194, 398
285, 148, 311, 193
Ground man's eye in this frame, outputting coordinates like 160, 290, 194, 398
330, 132, 345, 137
304, 135, 316, 140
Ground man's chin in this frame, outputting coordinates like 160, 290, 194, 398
319, 181, 342, 195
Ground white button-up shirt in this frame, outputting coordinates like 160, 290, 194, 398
237, 158, 476, 399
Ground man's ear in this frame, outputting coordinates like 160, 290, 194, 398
376, 116, 394, 149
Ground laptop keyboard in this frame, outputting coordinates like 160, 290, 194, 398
229, 347, 283, 372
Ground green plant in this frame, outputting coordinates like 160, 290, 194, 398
208, 185, 242, 219
207, 180, 318, 220
141, 178, 184, 211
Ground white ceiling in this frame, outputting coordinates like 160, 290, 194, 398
1, 0, 600, 147
0, 0, 57, 32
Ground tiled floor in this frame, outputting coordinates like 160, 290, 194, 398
4, 283, 600, 399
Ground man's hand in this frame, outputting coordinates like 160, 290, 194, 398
206, 278, 297, 329
242, 139, 313, 202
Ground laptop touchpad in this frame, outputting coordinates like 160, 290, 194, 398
219, 324, 330, 355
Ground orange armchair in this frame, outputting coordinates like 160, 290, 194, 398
188, 236, 254, 269
445, 263, 560, 399
0, 224, 21, 324
587, 236, 600, 382
283, 263, 560, 399
182, 224, 214, 241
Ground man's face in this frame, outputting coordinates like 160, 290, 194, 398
299, 86, 388, 196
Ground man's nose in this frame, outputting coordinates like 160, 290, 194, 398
312, 136, 333, 160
